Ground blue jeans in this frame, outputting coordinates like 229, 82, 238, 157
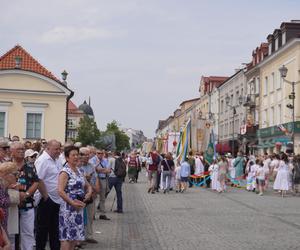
108, 177, 123, 212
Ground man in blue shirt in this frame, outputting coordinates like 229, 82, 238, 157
95, 150, 111, 220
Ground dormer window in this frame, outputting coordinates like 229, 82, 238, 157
282, 32, 286, 45
275, 38, 279, 51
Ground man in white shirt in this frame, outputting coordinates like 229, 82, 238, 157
35, 140, 62, 250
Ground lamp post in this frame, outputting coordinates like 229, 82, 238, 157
279, 65, 300, 154
225, 94, 243, 156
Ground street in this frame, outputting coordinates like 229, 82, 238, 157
85, 171, 300, 250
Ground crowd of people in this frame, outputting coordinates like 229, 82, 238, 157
0, 137, 127, 250
140, 149, 300, 198
1, 135, 300, 250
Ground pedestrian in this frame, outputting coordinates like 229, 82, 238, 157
208, 160, 220, 191
273, 153, 290, 197
180, 158, 190, 193
0, 208, 11, 249
147, 151, 160, 194
127, 152, 139, 183
108, 152, 126, 213
246, 161, 257, 192
194, 152, 204, 176
95, 150, 111, 220
79, 147, 99, 244
233, 152, 245, 184
0, 141, 10, 163
256, 160, 267, 196
218, 156, 228, 193
11, 142, 39, 250
0, 161, 17, 233
161, 153, 174, 193
270, 154, 280, 181
35, 139, 62, 250
58, 145, 92, 250
174, 160, 181, 193
263, 154, 271, 188
292, 155, 300, 194
24, 149, 38, 165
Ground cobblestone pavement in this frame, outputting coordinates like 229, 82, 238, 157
84, 171, 300, 250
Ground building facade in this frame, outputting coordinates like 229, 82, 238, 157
0, 45, 73, 142
218, 70, 246, 155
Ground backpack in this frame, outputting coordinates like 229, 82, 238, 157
114, 157, 127, 178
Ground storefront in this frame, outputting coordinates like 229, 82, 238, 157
257, 121, 300, 154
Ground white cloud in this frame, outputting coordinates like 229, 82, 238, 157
39, 26, 125, 44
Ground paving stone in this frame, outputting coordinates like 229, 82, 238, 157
84, 171, 300, 250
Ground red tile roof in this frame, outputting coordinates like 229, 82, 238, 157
0, 45, 61, 82
68, 100, 84, 115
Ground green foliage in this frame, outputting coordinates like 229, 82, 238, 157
105, 120, 130, 151
76, 116, 100, 146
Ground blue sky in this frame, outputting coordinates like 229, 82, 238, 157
1, 0, 300, 137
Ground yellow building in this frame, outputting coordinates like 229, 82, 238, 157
0, 45, 73, 143
257, 21, 300, 154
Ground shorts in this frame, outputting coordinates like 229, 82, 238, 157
181, 176, 189, 182
257, 179, 265, 186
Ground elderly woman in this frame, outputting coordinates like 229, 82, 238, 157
58, 146, 92, 250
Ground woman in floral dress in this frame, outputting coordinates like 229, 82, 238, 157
58, 146, 92, 250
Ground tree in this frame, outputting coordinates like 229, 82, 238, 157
105, 120, 130, 151
76, 116, 101, 146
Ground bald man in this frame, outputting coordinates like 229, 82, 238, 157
35, 140, 62, 250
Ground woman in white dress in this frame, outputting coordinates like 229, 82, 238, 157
273, 153, 290, 197
209, 160, 220, 191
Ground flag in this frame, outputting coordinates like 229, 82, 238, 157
277, 124, 289, 135
205, 130, 215, 165
176, 119, 191, 162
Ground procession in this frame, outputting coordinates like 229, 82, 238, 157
1, 1, 300, 250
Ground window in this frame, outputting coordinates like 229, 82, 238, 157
271, 72, 275, 92
268, 44, 272, 55
276, 71, 282, 89
221, 100, 224, 113
0, 112, 5, 137
270, 107, 274, 126
26, 113, 42, 139
278, 104, 282, 124
282, 32, 286, 45
275, 39, 279, 51
236, 91, 239, 105
264, 76, 268, 95
255, 77, 260, 95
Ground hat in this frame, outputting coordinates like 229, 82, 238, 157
24, 149, 38, 158
0, 141, 9, 148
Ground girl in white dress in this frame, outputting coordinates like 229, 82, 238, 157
246, 160, 258, 191
273, 153, 290, 197
209, 160, 220, 191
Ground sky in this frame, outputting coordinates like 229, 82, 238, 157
1, 0, 300, 137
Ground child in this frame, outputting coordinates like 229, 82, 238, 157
246, 161, 257, 191
208, 160, 220, 191
256, 160, 266, 196
180, 158, 191, 192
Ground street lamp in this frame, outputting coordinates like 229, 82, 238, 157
225, 94, 243, 156
279, 65, 300, 154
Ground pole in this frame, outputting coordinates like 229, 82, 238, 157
232, 108, 235, 156
292, 82, 295, 154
